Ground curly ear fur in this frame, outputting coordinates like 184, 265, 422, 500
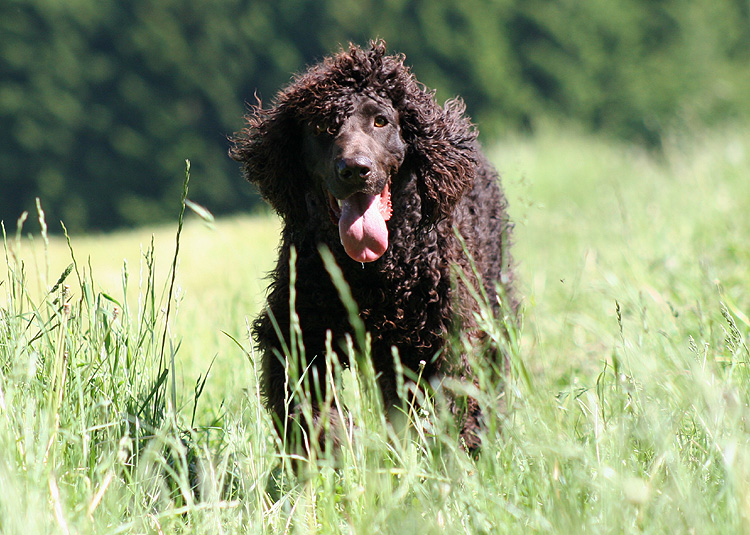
230, 40, 478, 226
401, 96, 478, 225
229, 104, 307, 224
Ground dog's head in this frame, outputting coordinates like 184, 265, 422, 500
230, 40, 478, 262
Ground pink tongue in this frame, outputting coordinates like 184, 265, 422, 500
338, 192, 389, 262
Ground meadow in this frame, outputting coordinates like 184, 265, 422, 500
1, 123, 749, 533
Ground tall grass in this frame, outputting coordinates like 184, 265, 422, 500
0, 163, 249, 533
1, 125, 749, 533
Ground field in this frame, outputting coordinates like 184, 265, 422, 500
2, 124, 750, 533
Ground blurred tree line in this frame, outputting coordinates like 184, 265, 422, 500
1, 0, 748, 231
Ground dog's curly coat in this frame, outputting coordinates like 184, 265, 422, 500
231, 41, 515, 452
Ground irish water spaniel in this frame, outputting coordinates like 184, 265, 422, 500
230, 41, 516, 454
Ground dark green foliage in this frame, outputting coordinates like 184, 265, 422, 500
1, 0, 748, 231
514, 0, 750, 143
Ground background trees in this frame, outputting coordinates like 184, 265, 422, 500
1, 0, 747, 231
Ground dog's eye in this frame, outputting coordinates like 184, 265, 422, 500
314, 123, 326, 135
373, 115, 388, 128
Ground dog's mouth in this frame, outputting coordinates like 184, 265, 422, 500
328, 182, 392, 263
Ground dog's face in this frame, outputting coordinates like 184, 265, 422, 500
302, 94, 407, 263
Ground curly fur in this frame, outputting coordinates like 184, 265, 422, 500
230, 41, 515, 453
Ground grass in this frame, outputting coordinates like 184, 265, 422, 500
1, 123, 750, 533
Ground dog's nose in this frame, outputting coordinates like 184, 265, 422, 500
335, 156, 373, 181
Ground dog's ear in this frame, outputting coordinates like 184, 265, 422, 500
229, 104, 308, 225
402, 97, 478, 225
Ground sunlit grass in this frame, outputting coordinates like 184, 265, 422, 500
2, 210, 280, 410
1, 124, 750, 533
